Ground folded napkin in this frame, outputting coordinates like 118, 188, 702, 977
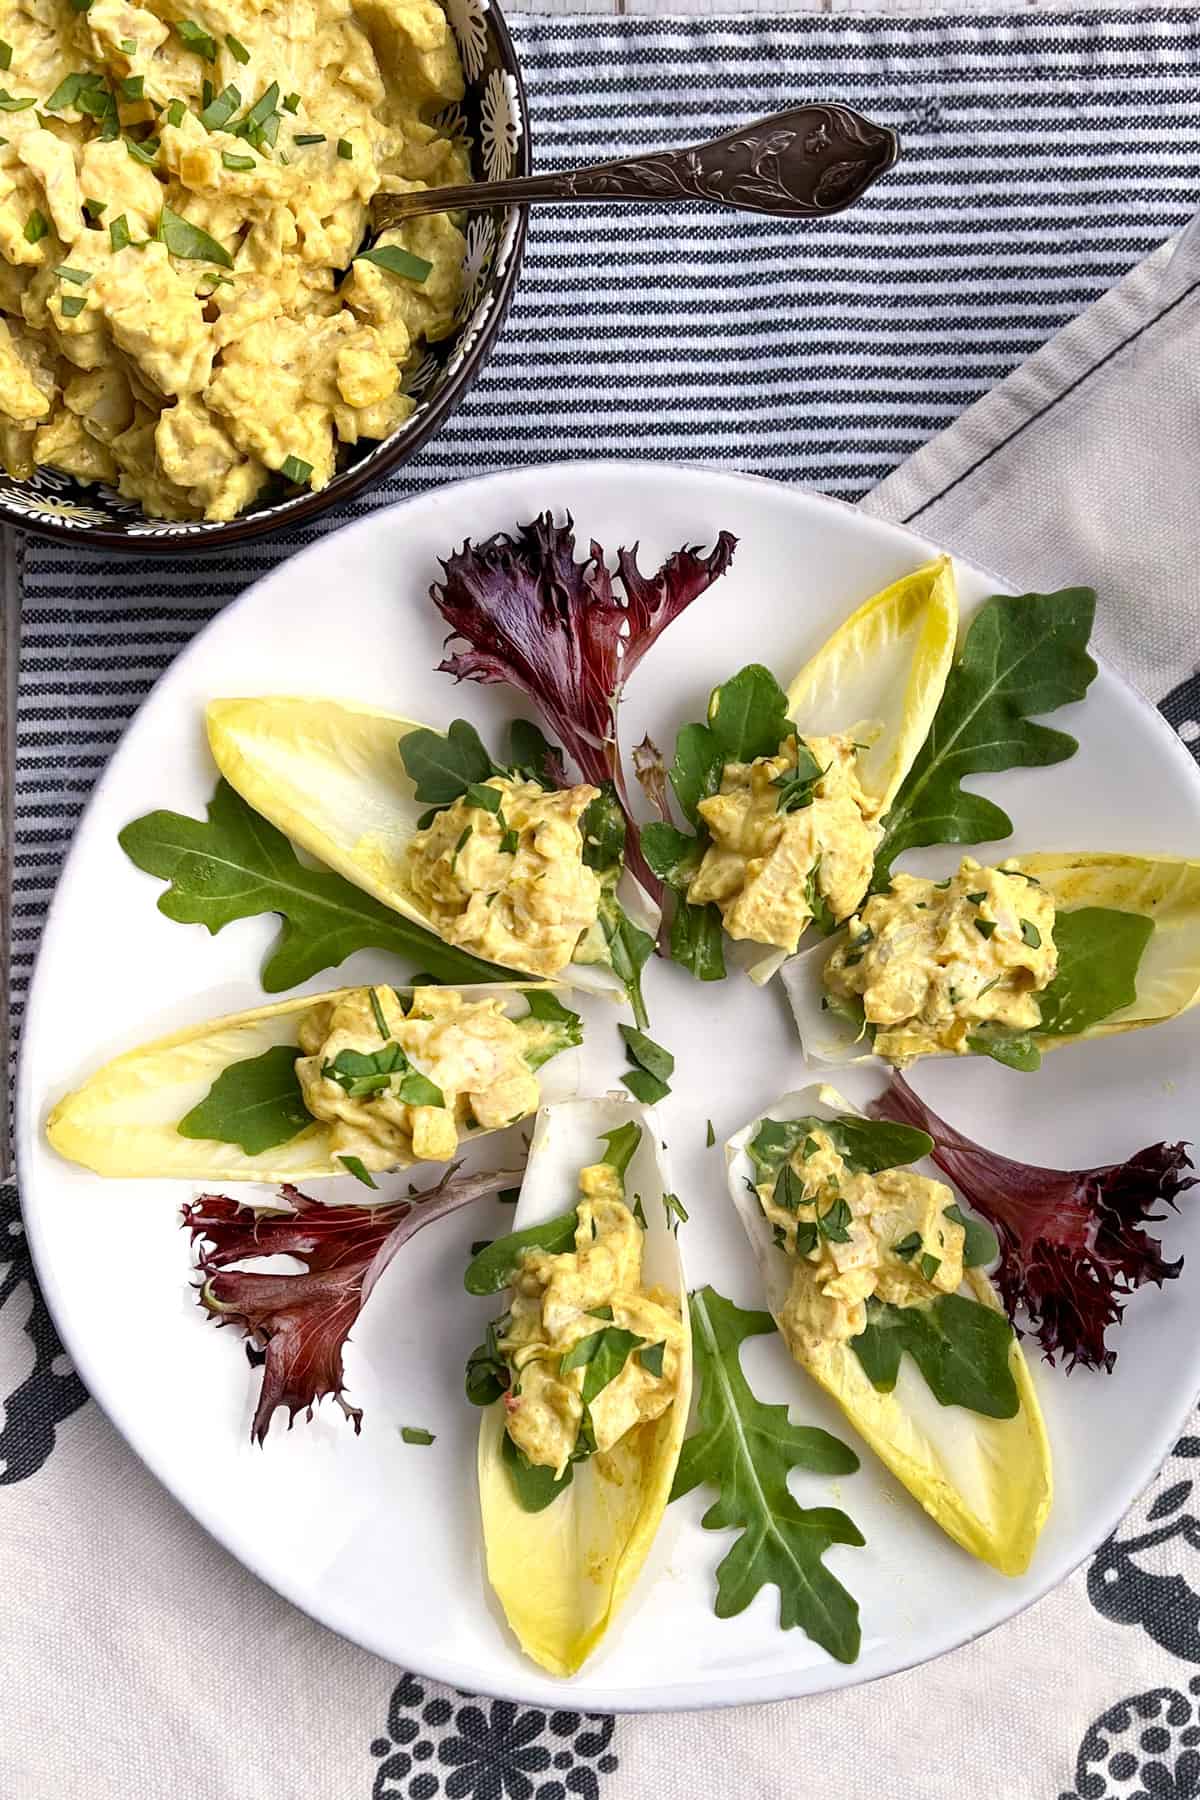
8, 14, 1200, 1800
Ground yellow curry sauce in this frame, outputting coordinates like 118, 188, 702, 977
0, 0, 467, 518
687, 733, 881, 952
759, 1128, 965, 1359
296, 984, 538, 1169
825, 856, 1058, 1062
501, 1161, 684, 1478
406, 775, 603, 977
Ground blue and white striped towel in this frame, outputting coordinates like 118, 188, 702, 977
8, 14, 1200, 1799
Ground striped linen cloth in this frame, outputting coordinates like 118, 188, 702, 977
8, 13, 1200, 1800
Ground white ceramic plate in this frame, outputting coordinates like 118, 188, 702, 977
17, 462, 1200, 1710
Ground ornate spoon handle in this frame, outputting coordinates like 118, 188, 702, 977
374, 103, 899, 228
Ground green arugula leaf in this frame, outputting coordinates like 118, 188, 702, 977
706, 664, 792, 766
748, 1113, 932, 1183
671, 895, 727, 981
502, 1430, 573, 1510
640, 1341, 666, 1377
580, 787, 626, 872
464, 781, 502, 814
641, 822, 705, 888
850, 1294, 1018, 1418
323, 1041, 408, 1097
119, 779, 511, 991
599, 1122, 642, 1181
506, 718, 565, 787
671, 1288, 863, 1662
597, 889, 654, 1030
177, 1043, 310, 1153
805, 862, 839, 935
619, 1025, 674, 1085
338, 1154, 378, 1189
518, 990, 583, 1069
398, 719, 500, 805
399, 1071, 445, 1107
465, 1320, 509, 1406
622, 1068, 671, 1104
872, 589, 1097, 886
967, 905, 1152, 1070
464, 1212, 578, 1295
560, 1325, 645, 1404
943, 1204, 1000, 1268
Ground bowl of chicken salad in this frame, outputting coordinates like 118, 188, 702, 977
0, 0, 528, 545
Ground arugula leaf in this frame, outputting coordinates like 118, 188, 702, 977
560, 1325, 645, 1403
849, 1294, 1018, 1419
518, 990, 583, 1069
872, 589, 1097, 886
465, 1320, 509, 1405
507, 718, 568, 788
619, 1024, 673, 1102
748, 1113, 933, 1183
502, 1430, 572, 1511
581, 787, 626, 872
622, 1068, 671, 1104
399, 1071, 445, 1107
599, 1122, 642, 1180
670, 895, 727, 981
967, 905, 1153, 1071
177, 1043, 310, 1153
944, 1204, 999, 1268
597, 889, 654, 1030
640, 1341, 666, 1377
671, 1288, 863, 1662
464, 1212, 578, 1295
465, 781, 502, 814
398, 719, 500, 805
120, 779, 512, 991
323, 1042, 408, 1098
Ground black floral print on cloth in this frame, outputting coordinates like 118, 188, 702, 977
1060, 1679, 1200, 1800
0, 1180, 87, 1484
370, 1675, 619, 1800
1090, 1434, 1200, 1664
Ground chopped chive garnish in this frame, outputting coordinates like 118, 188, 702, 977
157, 203, 233, 266
225, 32, 250, 62
199, 82, 240, 130
0, 41, 11, 69
355, 244, 432, 282
400, 1426, 435, 1446
1020, 919, 1042, 949
118, 35, 136, 52
82, 197, 106, 221
201, 76, 213, 108
368, 987, 390, 1038
120, 75, 144, 99
55, 266, 90, 284
280, 454, 312, 484
221, 150, 254, 170
23, 209, 48, 243
124, 135, 159, 165
293, 131, 324, 144
60, 294, 87, 318
176, 19, 217, 58
966, 891, 987, 905
69, 0, 93, 12
339, 1154, 377, 1189
244, 80, 278, 128
336, 136, 351, 158
0, 91, 35, 112
705, 1119, 715, 1148
109, 213, 131, 250
283, 91, 300, 112
166, 99, 184, 127
974, 918, 997, 940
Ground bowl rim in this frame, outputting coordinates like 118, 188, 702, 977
1, 1, 532, 555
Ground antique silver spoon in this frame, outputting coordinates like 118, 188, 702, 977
374, 102, 899, 228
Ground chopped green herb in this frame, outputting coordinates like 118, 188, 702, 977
976, 974, 1004, 998
337, 136, 352, 158
966, 891, 987, 904
794, 1220, 819, 1256
621, 1067, 670, 1105
323, 1041, 408, 1098
176, 20, 217, 59
108, 213, 131, 251
818, 1196, 853, 1244
663, 1191, 688, 1232
640, 1341, 666, 1378
355, 243, 432, 282
120, 75, 144, 99
893, 1232, 922, 1262
0, 40, 11, 69
199, 81, 240, 129
919, 1252, 942, 1282
293, 131, 325, 145
400, 1071, 445, 1109
243, 80, 279, 129
1009, 869, 1042, 885
69, 0, 93, 11
55, 265, 90, 285
400, 1426, 435, 1446
157, 202, 233, 265
283, 91, 300, 112
619, 1026, 674, 1087
59, 295, 87, 317
974, 918, 997, 940
943, 1203, 1000, 1268
202, 77, 213, 108
933, 878, 952, 890
178, 1043, 311, 1153
706, 1119, 715, 1148
222, 150, 255, 170
118, 35, 137, 52
23, 210, 47, 243
82, 197, 107, 221
225, 32, 250, 62
0, 93, 36, 114
368, 986, 390, 1039
802, 1135, 819, 1158
465, 781, 502, 813
124, 136, 159, 166
631, 1194, 647, 1228
499, 827, 519, 855
339, 1154, 378, 1189
772, 1161, 806, 1215
1020, 918, 1042, 949
450, 823, 472, 868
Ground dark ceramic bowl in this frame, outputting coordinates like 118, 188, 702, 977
0, 0, 529, 551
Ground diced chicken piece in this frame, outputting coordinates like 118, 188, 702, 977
110, 404, 201, 518
356, 0, 464, 103
333, 387, 413, 444
90, 242, 214, 397
79, 138, 164, 239
155, 396, 267, 520
206, 312, 350, 483
0, 317, 52, 423
35, 404, 119, 484
343, 214, 464, 348
85, 0, 169, 62
335, 324, 397, 408
62, 365, 135, 443
17, 129, 83, 246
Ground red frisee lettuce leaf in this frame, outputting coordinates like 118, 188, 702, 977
872, 1074, 1196, 1373
430, 513, 737, 896
184, 1163, 519, 1442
